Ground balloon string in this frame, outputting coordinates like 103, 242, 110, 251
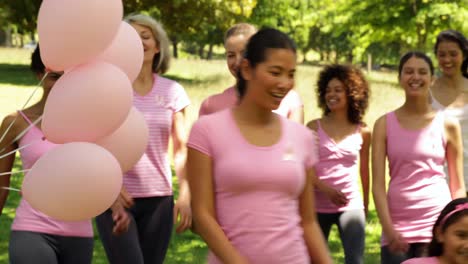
0, 116, 42, 155
0, 72, 48, 147
0, 169, 30, 177
0, 187, 20, 192
0, 139, 42, 160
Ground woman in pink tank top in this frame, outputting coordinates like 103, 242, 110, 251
198, 23, 304, 123
372, 51, 466, 264
402, 197, 468, 264
0, 46, 124, 263
306, 64, 370, 264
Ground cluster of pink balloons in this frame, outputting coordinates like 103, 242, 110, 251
22, 0, 148, 221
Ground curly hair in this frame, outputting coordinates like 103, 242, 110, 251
317, 64, 370, 124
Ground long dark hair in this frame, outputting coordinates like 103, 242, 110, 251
434, 30, 468, 78
428, 198, 468, 256
236, 28, 296, 99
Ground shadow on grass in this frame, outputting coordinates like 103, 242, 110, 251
164, 73, 225, 87
0, 64, 36, 87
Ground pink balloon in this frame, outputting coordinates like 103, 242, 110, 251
98, 22, 144, 83
38, 0, 123, 71
97, 107, 149, 173
22, 142, 122, 221
43, 61, 133, 143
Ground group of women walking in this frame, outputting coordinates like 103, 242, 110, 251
0, 13, 467, 264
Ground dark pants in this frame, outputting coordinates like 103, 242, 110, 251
95, 195, 174, 264
9, 230, 93, 264
317, 210, 366, 264
381, 243, 428, 264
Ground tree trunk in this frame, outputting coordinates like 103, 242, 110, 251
198, 45, 204, 59
367, 53, 372, 73
172, 41, 178, 58
206, 43, 214, 60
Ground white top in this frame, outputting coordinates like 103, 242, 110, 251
431, 95, 468, 191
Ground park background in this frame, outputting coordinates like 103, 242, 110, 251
0, 0, 467, 263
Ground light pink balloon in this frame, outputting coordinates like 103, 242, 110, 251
38, 0, 123, 71
22, 142, 122, 221
43, 61, 133, 143
98, 22, 144, 83
97, 107, 149, 173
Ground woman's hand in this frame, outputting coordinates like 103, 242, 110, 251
174, 194, 192, 233
387, 231, 409, 254
110, 201, 131, 235
323, 185, 348, 206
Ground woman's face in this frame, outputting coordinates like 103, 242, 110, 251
242, 48, 296, 110
325, 78, 348, 112
438, 216, 468, 264
399, 56, 433, 97
131, 23, 159, 63
40, 71, 63, 92
225, 34, 251, 78
436, 41, 464, 77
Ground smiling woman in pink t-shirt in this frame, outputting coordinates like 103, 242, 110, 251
187, 28, 331, 264
372, 51, 466, 264
198, 23, 304, 123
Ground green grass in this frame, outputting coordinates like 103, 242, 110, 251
0, 48, 405, 263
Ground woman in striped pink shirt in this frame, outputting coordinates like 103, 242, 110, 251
95, 14, 191, 264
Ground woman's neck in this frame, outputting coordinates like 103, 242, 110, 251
133, 62, 154, 94
234, 98, 276, 126
402, 95, 432, 114
325, 110, 350, 124
439, 72, 465, 92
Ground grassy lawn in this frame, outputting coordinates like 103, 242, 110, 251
0, 47, 404, 263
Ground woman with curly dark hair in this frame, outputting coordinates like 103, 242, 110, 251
306, 64, 370, 264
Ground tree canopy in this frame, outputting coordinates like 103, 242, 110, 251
1, 0, 466, 65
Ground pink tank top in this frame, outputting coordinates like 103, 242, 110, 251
11, 111, 93, 237
384, 111, 450, 245
314, 121, 364, 213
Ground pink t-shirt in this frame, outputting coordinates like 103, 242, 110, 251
402, 257, 439, 264
314, 121, 364, 213
188, 109, 318, 264
12, 112, 93, 237
384, 111, 450, 245
124, 74, 190, 197
198, 86, 303, 118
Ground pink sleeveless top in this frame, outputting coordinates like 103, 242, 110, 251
384, 111, 450, 245
11, 111, 93, 237
314, 121, 364, 213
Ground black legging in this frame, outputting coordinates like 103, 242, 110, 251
9, 231, 93, 264
95, 195, 174, 264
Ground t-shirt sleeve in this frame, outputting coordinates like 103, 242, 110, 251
304, 128, 319, 169
173, 82, 190, 113
187, 118, 212, 157
198, 98, 210, 117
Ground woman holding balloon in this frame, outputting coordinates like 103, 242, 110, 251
0, 46, 130, 264
95, 14, 192, 264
